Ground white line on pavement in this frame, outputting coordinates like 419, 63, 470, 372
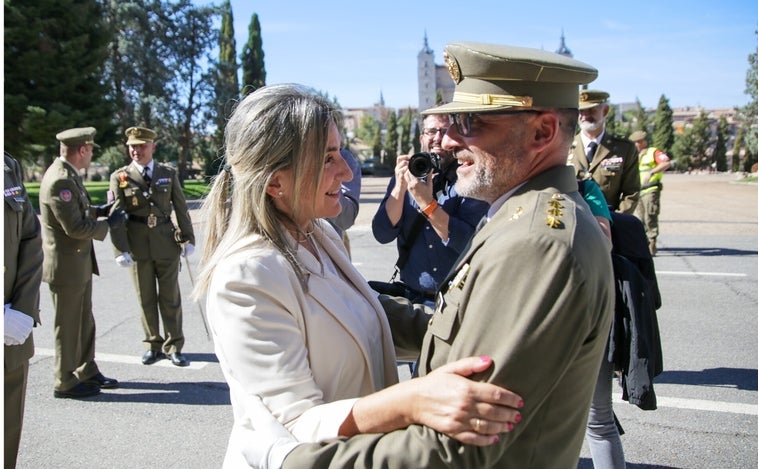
656, 271, 746, 277
613, 393, 758, 415
34, 348, 209, 370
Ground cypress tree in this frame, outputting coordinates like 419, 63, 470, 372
240, 13, 265, 95
652, 95, 675, 154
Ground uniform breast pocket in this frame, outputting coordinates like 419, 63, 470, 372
427, 287, 462, 342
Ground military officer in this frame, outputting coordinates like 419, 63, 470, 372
109, 126, 195, 367
249, 42, 615, 468
39, 127, 121, 399
568, 90, 640, 213
5, 152, 43, 467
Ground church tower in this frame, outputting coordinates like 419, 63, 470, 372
417, 32, 437, 111
555, 29, 573, 57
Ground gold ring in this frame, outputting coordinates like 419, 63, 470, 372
474, 418, 482, 432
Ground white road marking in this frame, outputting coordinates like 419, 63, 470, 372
612, 393, 758, 415
34, 347, 208, 370
656, 271, 746, 277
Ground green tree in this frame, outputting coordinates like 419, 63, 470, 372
651, 95, 675, 153
371, 127, 382, 160
713, 115, 729, 172
632, 98, 649, 135
355, 115, 379, 147
384, 111, 399, 166
240, 13, 265, 95
164, 0, 218, 182
740, 29, 758, 158
210, 0, 240, 178
673, 111, 711, 170
106, 0, 175, 140
5, 0, 115, 166
605, 104, 622, 136
411, 117, 421, 154
732, 126, 744, 171
398, 108, 413, 154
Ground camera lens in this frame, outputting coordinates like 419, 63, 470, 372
408, 152, 438, 178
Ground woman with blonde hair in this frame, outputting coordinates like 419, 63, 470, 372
194, 84, 523, 468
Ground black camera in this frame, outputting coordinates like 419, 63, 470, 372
408, 152, 441, 178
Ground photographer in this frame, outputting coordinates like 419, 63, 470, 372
372, 111, 488, 304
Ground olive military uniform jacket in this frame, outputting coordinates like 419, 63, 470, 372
569, 132, 640, 214
108, 162, 195, 260
39, 158, 108, 286
281, 165, 615, 469
4, 154, 43, 366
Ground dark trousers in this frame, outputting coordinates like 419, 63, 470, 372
131, 256, 185, 354
4, 358, 28, 469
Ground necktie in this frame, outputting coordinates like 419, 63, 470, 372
586, 141, 598, 163
142, 166, 151, 184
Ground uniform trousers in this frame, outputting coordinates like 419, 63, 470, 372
4, 358, 29, 468
635, 189, 661, 241
131, 256, 184, 354
50, 281, 100, 391
586, 351, 626, 469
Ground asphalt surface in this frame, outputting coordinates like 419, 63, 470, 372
15, 172, 758, 468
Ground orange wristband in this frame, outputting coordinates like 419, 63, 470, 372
421, 200, 439, 217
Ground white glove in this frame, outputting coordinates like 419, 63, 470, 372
182, 243, 195, 257
116, 252, 135, 267
4, 303, 34, 346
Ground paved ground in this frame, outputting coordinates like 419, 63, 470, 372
15, 171, 758, 468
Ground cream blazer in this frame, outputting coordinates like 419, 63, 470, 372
206, 219, 399, 468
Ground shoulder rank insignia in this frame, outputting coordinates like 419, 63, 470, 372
546, 194, 565, 228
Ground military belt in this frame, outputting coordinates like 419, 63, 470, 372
129, 214, 170, 228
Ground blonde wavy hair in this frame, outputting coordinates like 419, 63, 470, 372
193, 84, 341, 298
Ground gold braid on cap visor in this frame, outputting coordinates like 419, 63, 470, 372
453, 91, 533, 108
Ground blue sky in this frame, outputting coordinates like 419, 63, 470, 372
198, 0, 756, 111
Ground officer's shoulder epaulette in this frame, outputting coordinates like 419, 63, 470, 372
527, 191, 578, 241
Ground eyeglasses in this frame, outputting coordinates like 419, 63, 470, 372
422, 127, 448, 137
449, 110, 542, 137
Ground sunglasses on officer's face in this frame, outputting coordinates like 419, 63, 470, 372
449, 110, 542, 137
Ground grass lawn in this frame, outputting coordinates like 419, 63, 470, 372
25, 180, 210, 212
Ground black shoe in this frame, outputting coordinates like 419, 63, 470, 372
83, 372, 119, 389
168, 352, 189, 367
54, 382, 101, 399
142, 350, 166, 365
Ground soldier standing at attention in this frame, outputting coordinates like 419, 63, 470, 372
39, 127, 121, 399
568, 90, 640, 214
5, 152, 43, 467
109, 127, 195, 367
629, 130, 671, 256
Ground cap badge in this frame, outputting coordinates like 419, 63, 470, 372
444, 51, 461, 84
127, 128, 140, 138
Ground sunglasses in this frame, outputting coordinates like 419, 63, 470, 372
449, 110, 542, 137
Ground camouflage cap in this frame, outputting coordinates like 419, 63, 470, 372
629, 130, 647, 142
578, 90, 610, 110
125, 126, 157, 145
56, 127, 100, 148
422, 42, 597, 115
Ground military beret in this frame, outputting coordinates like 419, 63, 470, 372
55, 127, 100, 148
629, 130, 647, 142
125, 126, 157, 145
421, 42, 597, 115
578, 90, 610, 110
